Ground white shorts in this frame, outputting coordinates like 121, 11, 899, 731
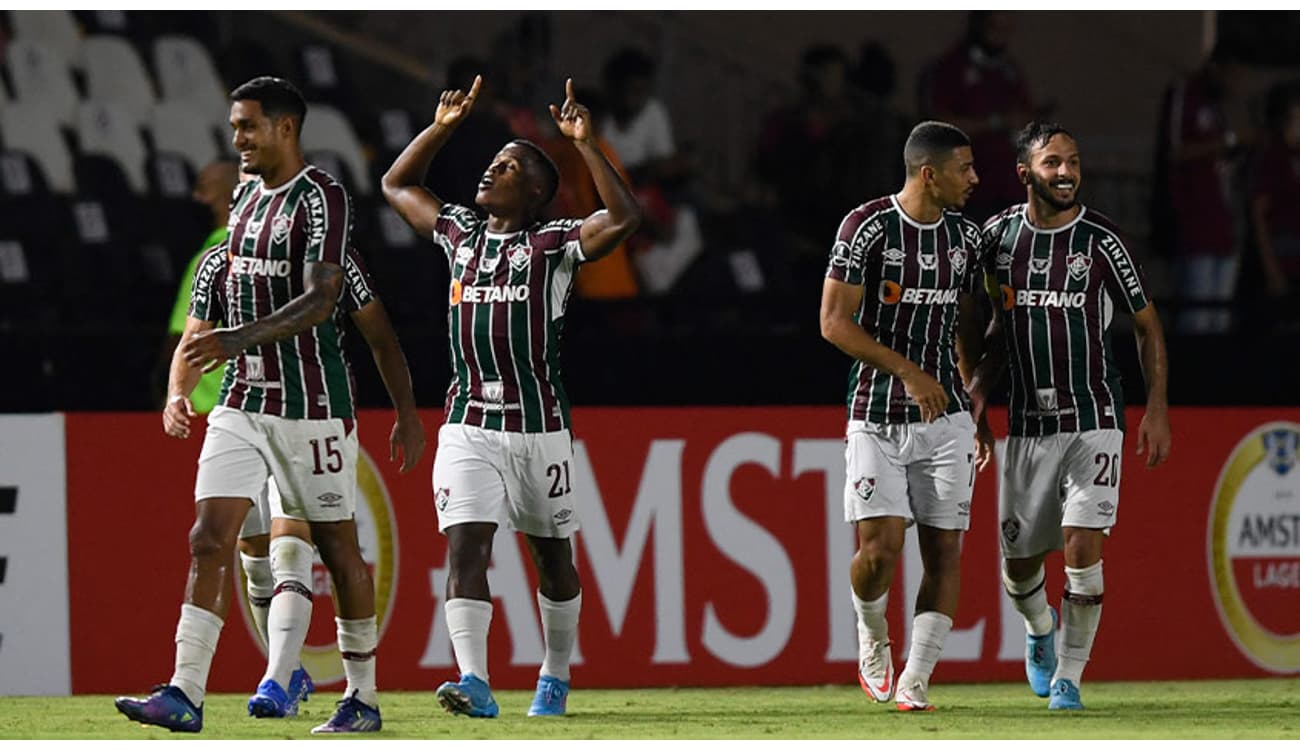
195, 406, 358, 523
843, 413, 978, 530
238, 482, 272, 539
431, 423, 579, 538
999, 429, 1123, 558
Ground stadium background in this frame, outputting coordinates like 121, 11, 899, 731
0, 10, 1297, 697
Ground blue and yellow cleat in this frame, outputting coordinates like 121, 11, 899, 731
247, 678, 292, 718
288, 666, 314, 715
1048, 678, 1084, 710
527, 675, 570, 717
435, 672, 499, 718
114, 684, 203, 733
1026, 608, 1058, 698
311, 694, 382, 733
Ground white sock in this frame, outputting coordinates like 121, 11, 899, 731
262, 536, 314, 689
1002, 562, 1054, 636
898, 611, 953, 689
337, 616, 379, 708
445, 598, 493, 682
170, 603, 223, 707
852, 589, 889, 651
538, 591, 581, 682
1056, 560, 1104, 686
241, 553, 274, 649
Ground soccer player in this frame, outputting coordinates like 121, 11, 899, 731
820, 121, 991, 712
381, 76, 640, 718
972, 122, 1171, 710
113, 77, 423, 735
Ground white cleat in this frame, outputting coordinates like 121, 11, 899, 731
857, 639, 895, 702
895, 679, 935, 712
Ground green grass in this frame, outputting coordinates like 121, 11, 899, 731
1, 680, 1297, 739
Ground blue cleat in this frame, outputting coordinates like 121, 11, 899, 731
247, 678, 292, 718
287, 666, 314, 715
114, 684, 203, 733
311, 693, 382, 734
1049, 678, 1084, 710
435, 672, 499, 718
527, 675, 570, 717
1026, 608, 1058, 698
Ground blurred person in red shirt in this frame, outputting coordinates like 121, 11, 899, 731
1249, 82, 1300, 324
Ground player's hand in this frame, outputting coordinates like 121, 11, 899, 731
974, 412, 995, 471
902, 369, 949, 423
182, 328, 242, 372
435, 75, 480, 128
549, 78, 592, 143
390, 410, 426, 474
1135, 406, 1171, 468
163, 395, 196, 439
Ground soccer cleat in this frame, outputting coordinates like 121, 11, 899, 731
287, 666, 315, 715
311, 692, 382, 734
435, 672, 500, 718
247, 678, 292, 718
895, 680, 936, 712
857, 639, 895, 702
527, 675, 570, 717
114, 683, 203, 733
1049, 678, 1084, 710
1026, 608, 1058, 698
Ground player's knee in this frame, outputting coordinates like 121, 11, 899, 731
188, 520, 234, 560
856, 539, 900, 571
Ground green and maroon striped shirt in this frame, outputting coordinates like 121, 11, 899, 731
209, 165, 356, 419
827, 195, 984, 424
432, 204, 585, 433
981, 204, 1150, 436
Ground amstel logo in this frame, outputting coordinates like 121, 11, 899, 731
1207, 422, 1300, 673
238, 446, 400, 684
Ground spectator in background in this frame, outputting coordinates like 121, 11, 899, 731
153, 159, 240, 410
542, 88, 640, 299
1154, 44, 1247, 334
424, 56, 516, 211
919, 10, 1034, 223
1248, 82, 1300, 327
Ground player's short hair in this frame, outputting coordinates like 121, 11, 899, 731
903, 121, 971, 176
1015, 121, 1075, 165
508, 139, 560, 209
230, 76, 307, 134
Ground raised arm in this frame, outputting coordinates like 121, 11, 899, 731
381, 75, 482, 238
1132, 304, 1171, 468
550, 78, 641, 261
819, 277, 949, 422
350, 299, 425, 473
165, 316, 218, 439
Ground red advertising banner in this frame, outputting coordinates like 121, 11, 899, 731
65, 407, 1300, 694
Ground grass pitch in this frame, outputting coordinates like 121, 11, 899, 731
1, 680, 1296, 740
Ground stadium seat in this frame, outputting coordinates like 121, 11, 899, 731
5, 38, 81, 127
77, 101, 149, 193
152, 34, 230, 133
82, 35, 158, 124
8, 10, 83, 70
150, 100, 222, 177
302, 103, 372, 195
0, 101, 75, 193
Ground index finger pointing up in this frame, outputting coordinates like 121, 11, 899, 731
565, 77, 574, 104
467, 74, 483, 103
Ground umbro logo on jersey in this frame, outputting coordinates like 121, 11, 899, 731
455, 246, 474, 265
882, 248, 905, 265
1066, 252, 1092, 280
996, 252, 1013, 268
879, 280, 959, 305
230, 256, 291, 277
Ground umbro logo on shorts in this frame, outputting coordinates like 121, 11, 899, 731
554, 508, 573, 525
958, 501, 970, 515
317, 492, 343, 507
1001, 519, 1021, 542
1097, 501, 1115, 516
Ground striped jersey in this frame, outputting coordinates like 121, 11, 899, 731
431, 204, 585, 433
826, 195, 984, 424
204, 165, 356, 419
981, 204, 1149, 436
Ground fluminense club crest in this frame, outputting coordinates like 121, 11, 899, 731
508, 244, 531, 272
271, 214, 292, 242
1066, 252, 1092, 281
948, 247, 967, 275
853, 476, 876, 502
